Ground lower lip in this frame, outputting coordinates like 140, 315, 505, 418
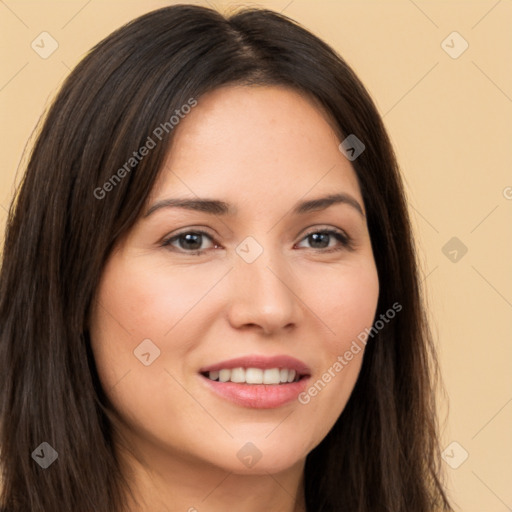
200, 374, 310, 409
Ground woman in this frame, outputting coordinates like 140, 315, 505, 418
0, 4, 452, 511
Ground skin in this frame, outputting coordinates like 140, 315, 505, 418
89, 84, 380, 512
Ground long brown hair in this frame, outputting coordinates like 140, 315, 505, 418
0, 4, 452, 511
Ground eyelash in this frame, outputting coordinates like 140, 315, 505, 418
161, 227, 354, 255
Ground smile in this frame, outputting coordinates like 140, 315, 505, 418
199, 354, 311, 408
203, 367, 302, 384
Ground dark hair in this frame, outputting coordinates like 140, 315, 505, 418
0, 4, 452, 511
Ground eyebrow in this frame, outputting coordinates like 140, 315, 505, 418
144, 192, 365, 218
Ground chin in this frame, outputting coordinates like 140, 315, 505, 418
196, 432, 312, 475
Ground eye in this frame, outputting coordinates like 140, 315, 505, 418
161, 230, 217, 255
161, 227, 353, 256
295, 228, 353, 252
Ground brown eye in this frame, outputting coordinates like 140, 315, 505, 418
162, 230, 217, 254
296, 228, 353, 252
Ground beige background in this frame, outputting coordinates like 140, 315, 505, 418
1, 1, 511, 510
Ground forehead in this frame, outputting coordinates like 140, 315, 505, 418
150, 85, 362, 210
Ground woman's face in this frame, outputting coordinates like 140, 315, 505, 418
90, 85, 379, 475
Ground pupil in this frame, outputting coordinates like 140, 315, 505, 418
309, 232, 329, 248
181, 233, 202, 250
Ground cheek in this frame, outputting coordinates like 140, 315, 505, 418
89, 257, 173, 389
88, 256, 209, 445
292, 259, 379, 448
89, 253, 229, 399
91, 257, 211, 348
305, 258, 380, 350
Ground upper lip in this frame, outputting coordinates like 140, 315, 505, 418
199, 355, 311, 376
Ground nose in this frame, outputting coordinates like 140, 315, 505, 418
226, 245, 300, 335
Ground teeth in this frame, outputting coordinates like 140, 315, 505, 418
206, 367, 300, 384
230, 367, 245, 383
219, 369, 230, 382
263, 368, 280, 384
246, 368, 263, 384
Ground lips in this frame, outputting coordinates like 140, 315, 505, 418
198, 354, 311, 409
